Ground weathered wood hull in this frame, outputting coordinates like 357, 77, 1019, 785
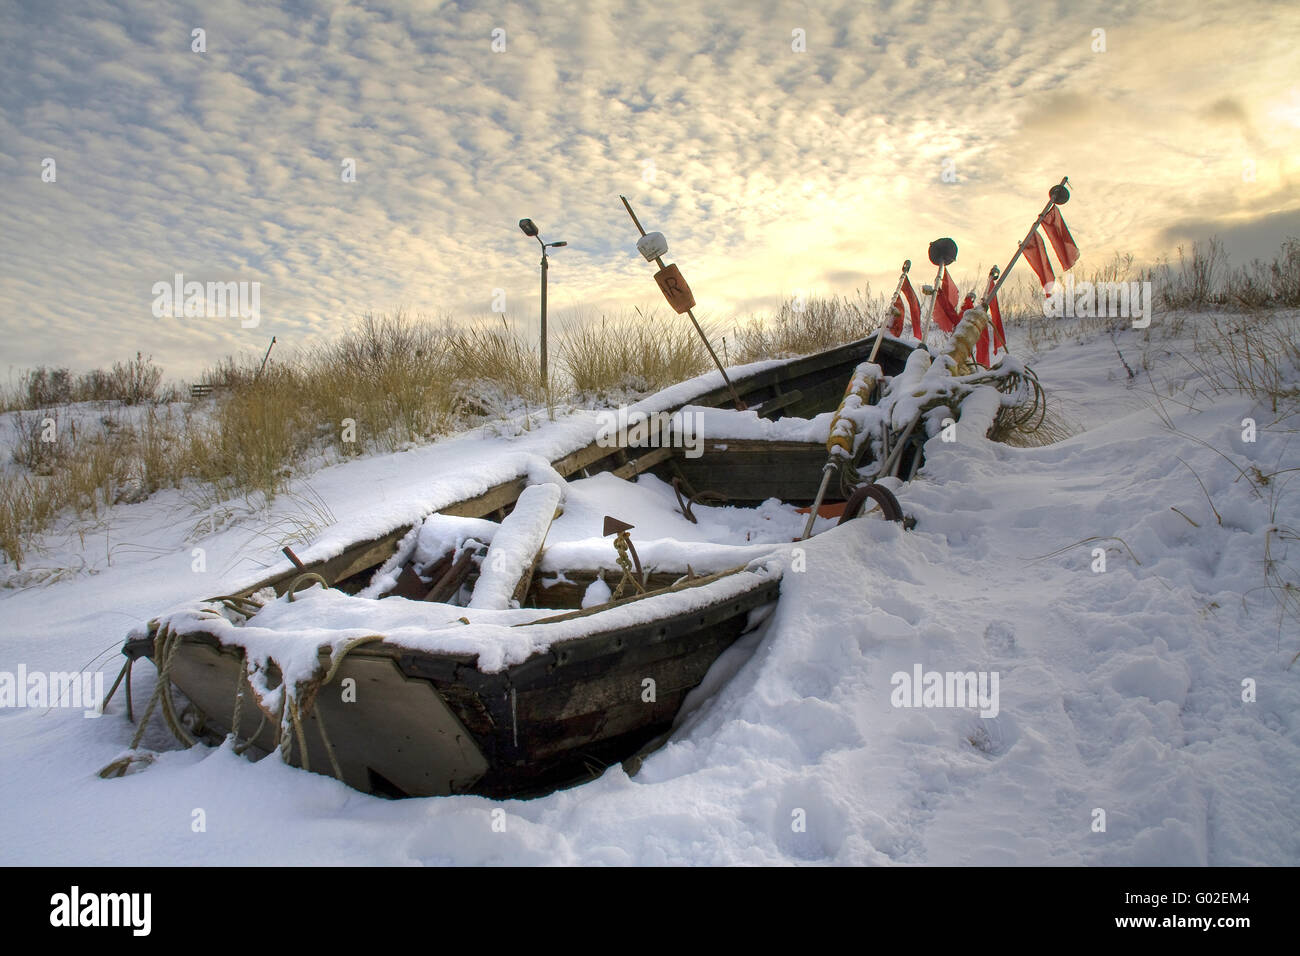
127, 570, 780, 798
656, 440, 831, 505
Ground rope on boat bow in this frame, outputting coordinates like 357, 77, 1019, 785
100, 578, 377, 786
286, 572, 331, 601
98, 623, 195, 778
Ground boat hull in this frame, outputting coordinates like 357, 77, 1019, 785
128, 571, 781, 798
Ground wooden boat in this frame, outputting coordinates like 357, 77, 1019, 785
113, 331, 936, 798
221, 330, 927, 603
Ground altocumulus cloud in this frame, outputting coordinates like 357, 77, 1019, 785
0, 0, 1296, 378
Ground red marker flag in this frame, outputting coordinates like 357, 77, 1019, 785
933, 268, 961, 334
903, 274, 923, 338
1042, 205, 1080, 271
982, 271, 1006, 356
888, 274, 924, 338
1023, 229, 1056, 293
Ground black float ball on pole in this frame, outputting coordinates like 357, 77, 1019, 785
928, 237, 958, 267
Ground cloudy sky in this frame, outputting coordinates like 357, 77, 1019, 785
1, 0, 1297, 380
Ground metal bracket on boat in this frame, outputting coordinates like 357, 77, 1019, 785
603, 515, 646, 599
282, 547, 334, 601
838, 483, 906, 525
671, 476, 728, 524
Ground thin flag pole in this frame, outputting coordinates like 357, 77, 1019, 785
983, 265, 1008, 353
920, 262, 946, 345
982, 176, 1069, 307
867, 259, 911, 364
619, 195, 746, 411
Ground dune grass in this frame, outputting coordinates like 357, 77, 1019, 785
560, 308, 713, 400
729, 291, 880, 364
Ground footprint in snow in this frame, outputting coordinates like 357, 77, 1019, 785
983, 621, 1017, 655
965, 714, 1017, 758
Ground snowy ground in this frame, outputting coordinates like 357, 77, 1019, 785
1, 313, 1297, 865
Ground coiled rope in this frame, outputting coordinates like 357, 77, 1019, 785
98, 583, 372, 781
98, 623, 194, 778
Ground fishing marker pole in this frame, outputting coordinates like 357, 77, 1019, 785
867, 259, 912, 365
920, 238, 958, 344
982, 176, 1070, 307
619, 195, 746, 411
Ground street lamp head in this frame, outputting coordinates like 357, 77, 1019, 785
549, 241, 567, 248
518, 218, 539, 238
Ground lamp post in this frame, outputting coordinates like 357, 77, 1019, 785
518, 218, 566, 388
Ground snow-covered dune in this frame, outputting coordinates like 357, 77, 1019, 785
0, 314, 1296, 865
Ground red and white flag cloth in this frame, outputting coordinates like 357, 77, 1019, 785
1042, 205, 1080, 271
1023, 229, 1056, 293
888, 274, 923, 338
933, 268, 961, 333
982, 271, 1006, 357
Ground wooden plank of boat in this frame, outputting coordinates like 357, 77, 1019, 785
532, 569, 682, 609
548, 438, 633, 480
468, 482, 563, 609
752, 388, 804, 418
387, 562, 432, 601
439, 477, 529, 519
423, 545, 480, 603
608, 445, 677, 480
657, 439, 831, 504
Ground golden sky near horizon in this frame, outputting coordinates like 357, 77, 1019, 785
1, 0, 1297, 378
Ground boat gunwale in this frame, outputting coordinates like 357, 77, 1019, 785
127, 562, 784, 682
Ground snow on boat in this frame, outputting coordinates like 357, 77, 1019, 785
107, 305, 1048, 799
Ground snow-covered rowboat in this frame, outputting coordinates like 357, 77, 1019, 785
111, 325, 1040, 798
